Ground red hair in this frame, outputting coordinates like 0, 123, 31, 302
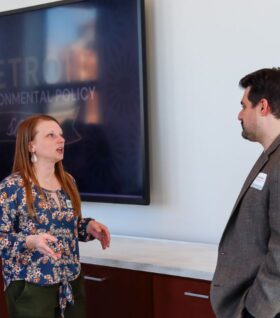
12, 114, 81, 217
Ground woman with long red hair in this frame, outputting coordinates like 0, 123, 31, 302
0, 114, 110, 318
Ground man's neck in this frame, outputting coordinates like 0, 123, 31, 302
260, 130, 280, 151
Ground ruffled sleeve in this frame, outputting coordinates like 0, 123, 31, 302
77, 217, 95, 242
0, 176, 28, 259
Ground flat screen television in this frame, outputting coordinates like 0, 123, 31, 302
0, 0, 149, 205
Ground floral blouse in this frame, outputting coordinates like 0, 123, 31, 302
0, 173, 93, 316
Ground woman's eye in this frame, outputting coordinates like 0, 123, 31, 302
47, 133, 55, 138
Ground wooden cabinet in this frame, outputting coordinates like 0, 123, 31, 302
0, 261, 9, 318
81, 263, 215, 318
153, 274, 215, 318
0, 262, 215, 318
81, 263, 153, 318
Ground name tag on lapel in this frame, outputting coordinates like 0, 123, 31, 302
66, 200, 73, 208
250, 172, 267, 190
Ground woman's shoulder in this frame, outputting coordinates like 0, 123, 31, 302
0, 173, 24, 192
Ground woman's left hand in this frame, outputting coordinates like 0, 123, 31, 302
86, 220, 111, 249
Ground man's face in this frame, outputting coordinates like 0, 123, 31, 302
238, 87, 260, 142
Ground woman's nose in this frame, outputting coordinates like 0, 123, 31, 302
58, 135, 65, 143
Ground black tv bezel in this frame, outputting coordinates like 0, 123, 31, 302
0, 0, 150, 205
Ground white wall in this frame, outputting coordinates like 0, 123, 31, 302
2, 0, 279, 244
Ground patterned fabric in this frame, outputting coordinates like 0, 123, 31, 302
0, 173, 93, 317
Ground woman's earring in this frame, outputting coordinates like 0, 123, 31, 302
31, 152, 37, 163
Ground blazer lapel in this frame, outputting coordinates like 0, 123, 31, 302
231, 135, 280, 216
230, 151, 268, 214
219, 135, 280, 247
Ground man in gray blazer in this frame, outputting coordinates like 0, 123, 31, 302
211, 68, 280, 318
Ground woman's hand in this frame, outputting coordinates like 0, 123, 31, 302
26, 233, 61, 261
86, 220, 110, 249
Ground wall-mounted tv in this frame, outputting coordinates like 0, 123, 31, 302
0, 0, 149, 205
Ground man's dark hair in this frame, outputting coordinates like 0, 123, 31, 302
239, 67, 280, 118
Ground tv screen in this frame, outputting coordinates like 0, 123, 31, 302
0, 0, 149, 204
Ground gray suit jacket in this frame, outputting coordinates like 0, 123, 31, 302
211, 135, 280, 318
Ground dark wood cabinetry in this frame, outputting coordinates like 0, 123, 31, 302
0, 262, 8, 318
81, 263, 153, 318
0, 262, 215, 318
82, 263, 215, 318
153, 274, 215, 318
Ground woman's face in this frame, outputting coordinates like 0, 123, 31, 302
30, 120, 65, 164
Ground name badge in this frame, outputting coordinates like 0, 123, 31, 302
66, 199, 73, 208
251, 172, 267, 190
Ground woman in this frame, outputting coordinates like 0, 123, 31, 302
0, 114, 110, 318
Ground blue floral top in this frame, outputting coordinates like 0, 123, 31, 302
0, 173, 93, 316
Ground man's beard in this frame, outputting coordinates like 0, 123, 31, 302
241, 122, 257, 142
241, 123, 249, 140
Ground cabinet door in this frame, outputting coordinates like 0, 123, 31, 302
0, 260, 9, 318
153, 274, 215, 318
81, 263, 153, 318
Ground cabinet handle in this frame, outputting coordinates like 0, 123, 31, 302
183, 291, 209, 299
84, 275, 107, 282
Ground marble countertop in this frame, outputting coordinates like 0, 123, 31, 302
79, 235, 218, 281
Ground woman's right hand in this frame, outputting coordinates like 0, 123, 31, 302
26, 233, 61, 261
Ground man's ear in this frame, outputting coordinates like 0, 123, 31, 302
259, 98, 271, 116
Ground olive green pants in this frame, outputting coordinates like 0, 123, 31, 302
5, 274, 86, 318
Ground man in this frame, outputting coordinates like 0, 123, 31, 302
211, 68, 280, 318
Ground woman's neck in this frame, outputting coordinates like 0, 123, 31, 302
33, 163, 60, 190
